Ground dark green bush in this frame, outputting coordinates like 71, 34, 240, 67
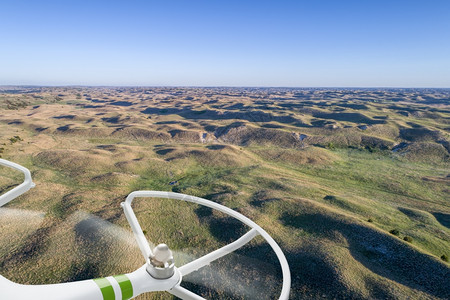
324, 195, 337, 201
9, 136, 22, 143
403, 236, 413, 243
10, 136, 18, 143
389, 229, 400, 236
367, 218, 373, 223
441, 254, 448, 262
365, 145, 380, 153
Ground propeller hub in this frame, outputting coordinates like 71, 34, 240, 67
147, 243, 175, 279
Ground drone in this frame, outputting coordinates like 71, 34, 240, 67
0, 158, 291, 300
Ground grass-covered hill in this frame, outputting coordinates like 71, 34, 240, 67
0, 87, 449, 299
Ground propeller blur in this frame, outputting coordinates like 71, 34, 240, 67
0, 158, 291, 299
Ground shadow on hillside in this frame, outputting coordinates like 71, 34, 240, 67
194, 206, 247, 244
312, 112, 385, 125
400, 127, 443, 142
69, 215, 124, 281
66, 261, 99, 282
206, 145, 226, 150
53, 115, 76, 119
249, 190, 280, 208
181, 248, 280, 299
240, 241, 364, 299
101, 116, 120, 124
56, 125, 71, 132
155, 148, 175, 155
432, 212, 450, 229
109, 101, 133, 106
260, 123, 284, 129
280, 212, 450, 298
0, 226, 51, 270
140, 107, 308, 127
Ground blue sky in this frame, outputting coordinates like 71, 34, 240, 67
0, 0, 449, 87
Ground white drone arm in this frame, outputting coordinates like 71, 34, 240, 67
0, 263, 181, 300
0, 274, 103, 300
121, 200, 153, 264
0, 158, 35, 207
178, 228, 259, 276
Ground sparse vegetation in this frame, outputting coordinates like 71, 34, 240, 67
365, 145, 379, 153
326, 142, 335, 150
9, 136, 22, 144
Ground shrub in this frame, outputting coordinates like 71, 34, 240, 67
403, 236, 413, 243
365, 145, 380, 153
389, 229, 400, 236
367, 218, 373, 223
9, 136, 22, 143
324, 195, 337, 201
441, 254, 448, 262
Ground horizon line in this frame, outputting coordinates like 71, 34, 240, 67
1, 84, 450, 89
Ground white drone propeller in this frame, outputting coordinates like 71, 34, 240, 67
0, 158, 291, 300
